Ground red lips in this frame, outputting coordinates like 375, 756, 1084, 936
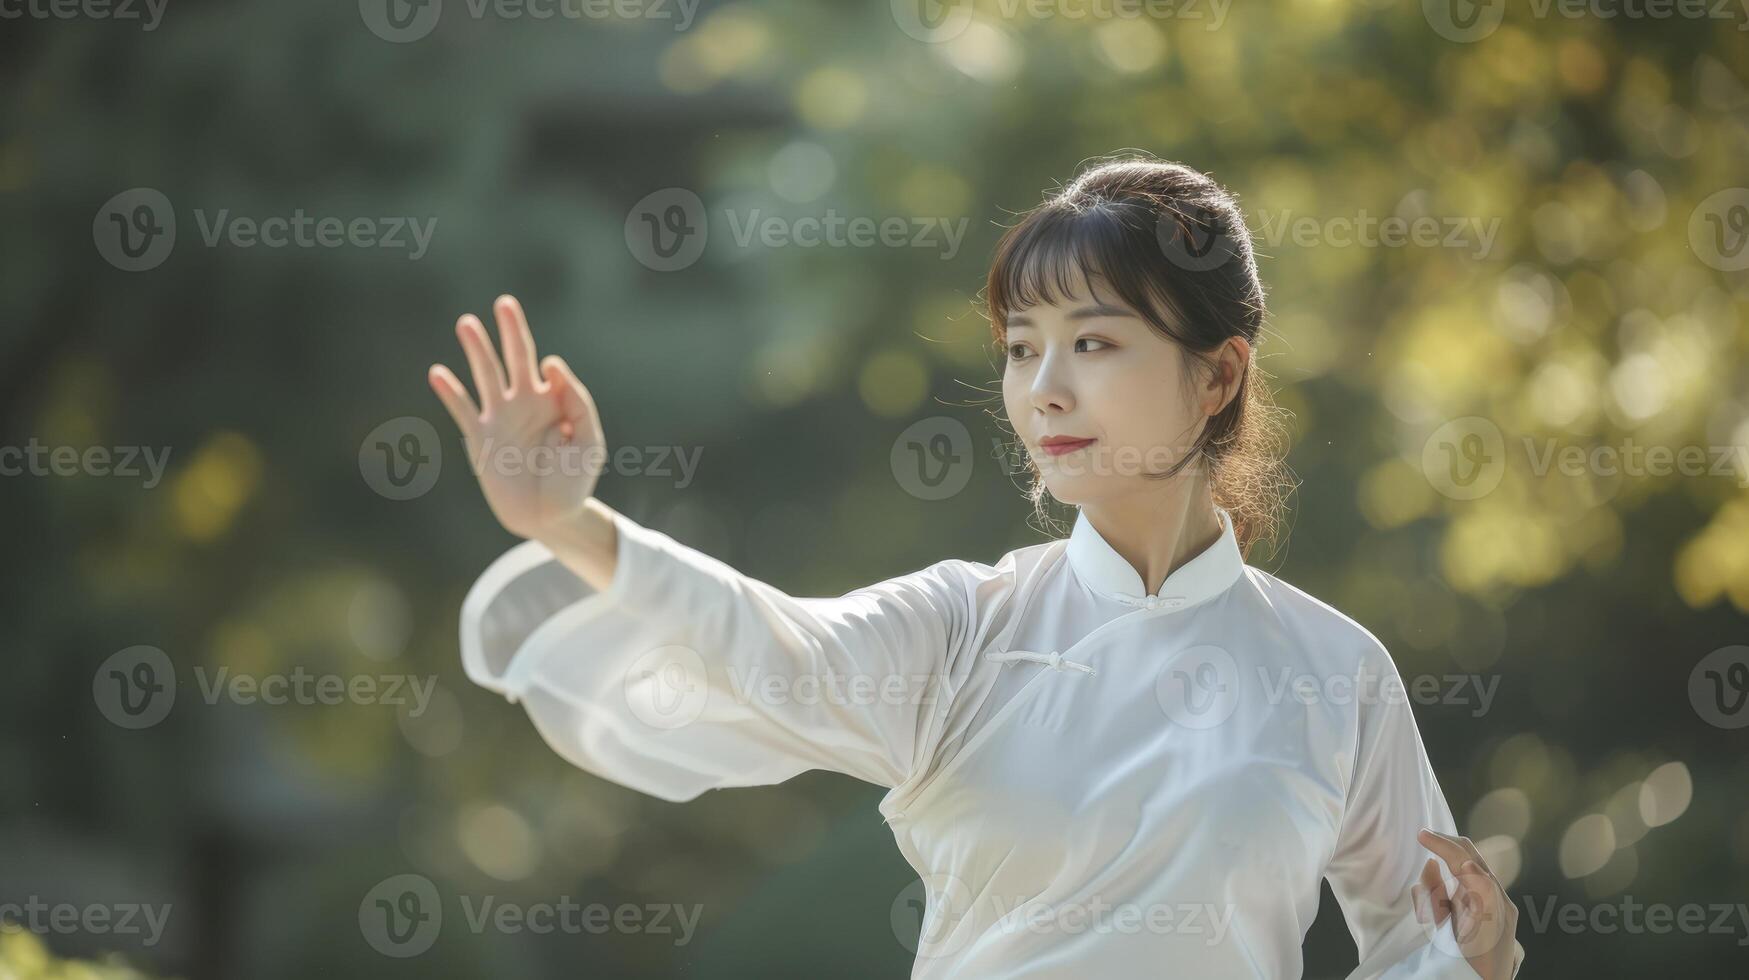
1039, 435, 1096, 457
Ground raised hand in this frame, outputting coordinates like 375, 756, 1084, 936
1413, 828, 1522, 980
428, 295, 607, 542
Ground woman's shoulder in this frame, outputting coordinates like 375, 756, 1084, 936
1232, 564, 1400, 676
847, 536, 1062, 618
920, 535, 1066, 587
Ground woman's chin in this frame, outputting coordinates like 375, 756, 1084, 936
1041, 475, 1115, 508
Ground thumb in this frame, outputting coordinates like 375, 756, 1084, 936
538, 358, 601, 451
541, 355, 598, 431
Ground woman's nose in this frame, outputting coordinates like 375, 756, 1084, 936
1030, 351, 1076, 414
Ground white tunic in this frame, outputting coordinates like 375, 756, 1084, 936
459, 506, 1525, 979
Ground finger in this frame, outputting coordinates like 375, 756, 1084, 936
495, 294, 540, 393
1417, 828, 1479, 875
1422, 828, 1491, 870
542, 355, 599, 430
457, 314, 507, 410
1429, 874, 1451, 926
1447, 837, 1505, 890
1412, 868, 1444, 928
1417, 857, 1444, 912
428, 364, 481, 442
1419, 856, 1441, 889
1416, 855, 1453, 927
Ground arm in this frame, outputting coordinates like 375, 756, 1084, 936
458, 499, 983, 801
431, 295, 981, 801
1324, 642, 1524, 980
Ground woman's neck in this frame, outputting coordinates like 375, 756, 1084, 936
1078, 478, 1223, 598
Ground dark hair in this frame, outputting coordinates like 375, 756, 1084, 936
982, 152, 1293, 560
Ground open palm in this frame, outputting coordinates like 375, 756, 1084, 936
427, 295, 606, 541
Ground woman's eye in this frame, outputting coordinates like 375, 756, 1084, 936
1006, 339, 1109, 359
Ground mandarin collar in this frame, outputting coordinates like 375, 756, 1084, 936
1065, 506, 1245, 610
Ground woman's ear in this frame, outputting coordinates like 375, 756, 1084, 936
1203, 336, 1250, 416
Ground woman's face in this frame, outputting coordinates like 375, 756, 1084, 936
1000, 265, 1233, 507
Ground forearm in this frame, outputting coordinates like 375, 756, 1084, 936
535, 497, 621, 593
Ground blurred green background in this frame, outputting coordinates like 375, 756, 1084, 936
4, 0, 1749, 976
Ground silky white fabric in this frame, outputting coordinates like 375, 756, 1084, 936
459, 506, 1524, 979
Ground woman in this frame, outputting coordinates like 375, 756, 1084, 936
427, 154, 1525, 979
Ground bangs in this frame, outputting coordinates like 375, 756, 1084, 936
984, 202, 1187, 344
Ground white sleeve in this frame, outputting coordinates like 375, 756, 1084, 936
1326, 643, 1525, 980
459, 508, 983, 804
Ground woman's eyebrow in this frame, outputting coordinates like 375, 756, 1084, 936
1006, 303, 1137, 328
